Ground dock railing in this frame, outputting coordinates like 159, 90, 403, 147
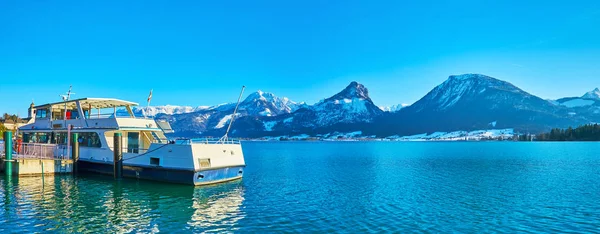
0, 142, 71, 160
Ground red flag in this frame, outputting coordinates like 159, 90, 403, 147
147, 89, 153, 103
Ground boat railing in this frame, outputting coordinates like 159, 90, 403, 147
86, 113, 154, 120
173, 138, 241, 145
101, 138, 240, 155
106, 146, 148, 154
0, 142, 71, 160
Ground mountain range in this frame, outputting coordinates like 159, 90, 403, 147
135, 74, 600, 138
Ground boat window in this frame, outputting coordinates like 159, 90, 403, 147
66, 110, 79, 119
199, 158, 211, 168
24, 132, 52, 143
52, 110, 62, 120
36, 109, 48, 119
76, 132, 102, 148
127, 132, 140, 153
150, 157, 160, 166
42, 132, 101, 147
55, 132, 68, 145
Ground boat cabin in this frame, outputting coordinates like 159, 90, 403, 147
20, 98, 170, 154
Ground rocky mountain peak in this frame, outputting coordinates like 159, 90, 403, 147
412, 74, 528, 111
582, 88, 600, 99
239, 90, 300, 116
325, 81, 370, 102
244, 90, 277, 103
448, 73, 492, 81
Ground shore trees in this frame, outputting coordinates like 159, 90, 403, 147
535, 124, 600, 141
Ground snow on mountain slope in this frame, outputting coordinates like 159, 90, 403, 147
307, 81, 383, 126
138, 91, 300, 118
411, 74, 530, 112
560, 99, 596, 108
388, 129, 514, 141
133, 105, 209, 116
380, 103, 410, 112
237, 90, 302, 116
215, 113, 240, 129
377, 73, 589, 136
159, 90, 302, 135
156, 74, 597, 138
229, 81, 386, 136
263, 121, 277, 131
546, 99, 560, 105
582, 88, 600, 100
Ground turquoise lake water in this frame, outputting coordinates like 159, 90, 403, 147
1, 142, 600, 233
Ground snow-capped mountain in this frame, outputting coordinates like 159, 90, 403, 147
150, 74, 598, 138
308, 81, 384, 126
160, 91, 302, 135
374, 74, 590, 136
132, 105, 209, 116
177, 81, 386, 138
554, 96, 600, 120
409, 74, 537, 112
237, 90, 303, 116
582, 88, 600, 100
380, 104, 410, 112
549, 88, 600, 120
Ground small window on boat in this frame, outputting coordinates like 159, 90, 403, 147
150, 157, 160, 166
36, 109, 48, 119
199, 158, 211, 168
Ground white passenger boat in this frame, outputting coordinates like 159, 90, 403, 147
18, 98, 245, 185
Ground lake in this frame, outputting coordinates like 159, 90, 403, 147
1, 142, 600, 233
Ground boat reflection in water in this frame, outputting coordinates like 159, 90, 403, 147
0, 175, 245, 233
188, 181, 246, 231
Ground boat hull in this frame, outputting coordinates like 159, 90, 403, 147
77, 160, 244, 186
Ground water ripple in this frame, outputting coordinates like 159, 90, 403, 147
1, 142, 600, 233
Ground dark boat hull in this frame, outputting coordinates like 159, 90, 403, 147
77, 160, 244, 185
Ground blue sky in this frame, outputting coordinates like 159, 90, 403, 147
1, 0, 600, 116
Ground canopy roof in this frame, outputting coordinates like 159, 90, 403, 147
35, 98, 138, 109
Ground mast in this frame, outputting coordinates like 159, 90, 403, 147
61, 85, 74, 126
218, 86, 246, 143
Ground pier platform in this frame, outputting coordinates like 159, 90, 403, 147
1, 142, 73, 176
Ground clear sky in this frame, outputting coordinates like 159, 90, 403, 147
1, 0, 600, 116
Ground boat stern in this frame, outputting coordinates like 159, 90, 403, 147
190, 142, 246, 186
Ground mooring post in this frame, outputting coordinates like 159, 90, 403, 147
71, 133, 79, 175
4, 131, 12, 177
113, 132, 123, 179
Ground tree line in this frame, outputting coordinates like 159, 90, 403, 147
529, 124, 600, 141
2, 113, 20, 122
0, 113, 22, 140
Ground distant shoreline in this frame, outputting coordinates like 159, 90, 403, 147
241, 139, 600, 142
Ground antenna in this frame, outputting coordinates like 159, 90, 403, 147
61, 85, 75, 123
218, 86, 246, 143
66, 85, 73, 100
60, 85, 75, 101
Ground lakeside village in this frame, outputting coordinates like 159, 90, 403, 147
231, 124, 600, 141
2, 110, 599, 142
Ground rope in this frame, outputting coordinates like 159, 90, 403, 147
122, 143, 171, 161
